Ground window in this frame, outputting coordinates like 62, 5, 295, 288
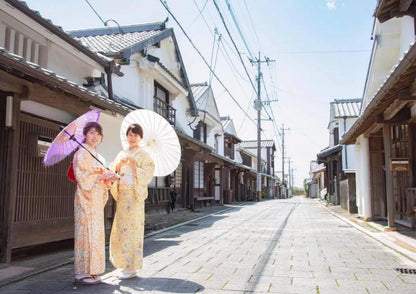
193, 122, 207, 143
333, 127, 339, 145
193, 161, 204, 188
224, 138, 234, 159
154, 82, 169, 103
241, 153, 251, 167
153, 82, 176, 125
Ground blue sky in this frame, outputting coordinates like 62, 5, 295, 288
23, 0, 376, 186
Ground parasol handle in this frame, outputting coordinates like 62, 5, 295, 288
61, 127, 110, 171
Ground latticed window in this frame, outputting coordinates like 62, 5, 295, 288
391, 124, 408, 158
193, 161, 204, 188
153, 82, 176, 125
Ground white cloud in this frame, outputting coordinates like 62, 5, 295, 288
326, 0, 336, 10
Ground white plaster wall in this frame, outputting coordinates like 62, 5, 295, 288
150, 38, 182, 81
338, 116, 358, 171
363, 17, 415, 110
399, 16, 415, 55
96, 111, 124, 164
217, 134, 224, 155
48, 42, 104, 85
355, 135, 372, 218
1, 2, 105, 85
172, 96, 194, 136
112, 62, 143, 106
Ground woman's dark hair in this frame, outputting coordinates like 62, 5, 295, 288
83, 122, 103, 142
126, 123, 143, 138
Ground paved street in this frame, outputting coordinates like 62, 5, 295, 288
1, 197, 416, 293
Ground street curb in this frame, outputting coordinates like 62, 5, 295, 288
0, 205, 239, 288
316, 200, 416, 263
0, 258, 74, 288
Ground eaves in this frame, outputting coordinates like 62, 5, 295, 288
0, 47, 130, 115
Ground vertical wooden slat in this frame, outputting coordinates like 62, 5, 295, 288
11, 114, 75, 248
383, 123, 395, 229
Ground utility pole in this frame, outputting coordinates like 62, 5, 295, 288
281, 125, 290, 197
288, 158, 291, 197
250, 52, 274, 202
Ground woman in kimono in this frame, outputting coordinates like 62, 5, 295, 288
73, 122, 118, 285
110, 123, 155, 279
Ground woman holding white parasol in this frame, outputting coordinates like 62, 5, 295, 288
109, 109, 181, 279
109, 123, 155, 279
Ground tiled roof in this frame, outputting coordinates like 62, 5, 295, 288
69, 23, 166, 55
240, 140, 276, 149
73, 31, 162, 55
69, 22, 199, 116
331, 99, 361, 118
191, 82, 209, 104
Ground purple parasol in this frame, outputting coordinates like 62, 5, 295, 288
43, 109, 101, 166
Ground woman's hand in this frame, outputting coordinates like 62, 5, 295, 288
124, 156, 136, 168
105, 171, 120, 182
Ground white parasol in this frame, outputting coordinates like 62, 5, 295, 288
120, 109, 181, 177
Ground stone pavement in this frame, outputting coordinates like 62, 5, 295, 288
0, 205, 232, 288
1, 197, 416, 293
318, 199, 416, 262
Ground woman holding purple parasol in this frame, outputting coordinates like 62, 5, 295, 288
72, 122, 118, 284
44, 110, 118, 285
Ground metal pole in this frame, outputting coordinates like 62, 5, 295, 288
256, 51, 262, 202
281, 125, 285, 188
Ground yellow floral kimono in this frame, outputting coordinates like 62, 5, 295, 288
73, 146, 108, 275
109, 147, 154, 270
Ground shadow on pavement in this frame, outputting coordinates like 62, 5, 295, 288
144, 214, 228, 257
71, 277, 204, 293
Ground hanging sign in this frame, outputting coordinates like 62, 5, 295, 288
390, 158, 409, 172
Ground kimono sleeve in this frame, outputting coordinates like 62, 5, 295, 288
109, 151, 124, 201
135, 150, 155, 186
73, 149, 100, 191
109, 151, 123, 172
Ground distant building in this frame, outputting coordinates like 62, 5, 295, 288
317, 98, 360, 212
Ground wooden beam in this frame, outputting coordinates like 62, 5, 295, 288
384, 101, 410, 121
383, 123, 396, 230
4, 95, 21, 263
363, 121, 382, 138
400, 0, 413, 11
30, 83, 88, 116
0, 71, 88, 115
398, 88, 416, 100
0, 71, 31, 94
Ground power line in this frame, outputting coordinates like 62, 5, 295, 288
212, 0, 257, 94
243, 0, 262, 52
191, 0, 251, 85
159, 0, 256, 126
187, 0, 209, 29
277, 49, 370, 55
224, 0, 254, 59
83, 0, 106, 25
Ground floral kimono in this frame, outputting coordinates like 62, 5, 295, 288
109, 147, 154, 270
73, 146, 108, 275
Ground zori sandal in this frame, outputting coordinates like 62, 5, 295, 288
74, 276, 101, 285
